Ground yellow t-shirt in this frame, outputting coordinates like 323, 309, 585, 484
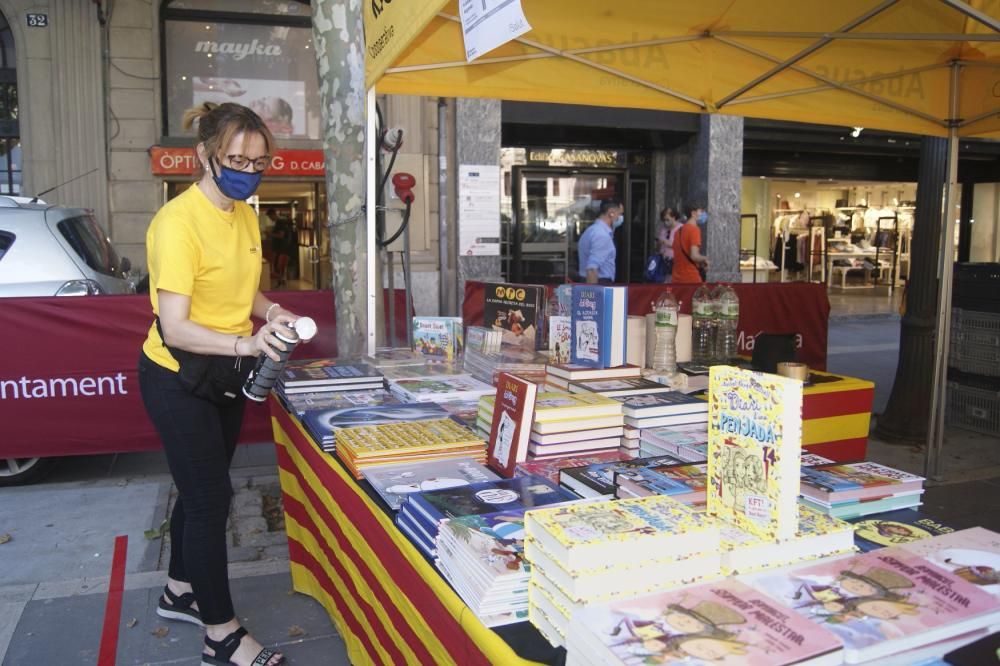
142, 185, 263, 371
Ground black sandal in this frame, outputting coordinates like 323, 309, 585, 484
157, 585, 204, 627
202, 626, 284, 666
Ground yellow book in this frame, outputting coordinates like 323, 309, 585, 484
531, 392, 622, 423
336, 419, 483, 457
706, 366, 803, 541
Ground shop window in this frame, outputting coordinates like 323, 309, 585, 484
161, 0, 320, 141
0, 11, 19, 195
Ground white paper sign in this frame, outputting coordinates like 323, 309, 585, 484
458, 0, 531, 62
458, 164, 501, 256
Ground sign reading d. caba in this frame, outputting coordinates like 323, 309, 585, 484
194, 39, 282, 60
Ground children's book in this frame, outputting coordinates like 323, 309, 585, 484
745, 547, 1000, 663
800, 462, 925, 503
570, 285, 627, 368
302, 402, 448, 434
615, 462, 708, 502
612, 391, 710, 417
388, 374, 495, 403
412, 316, 464, 361
848, 509, 959, 552
406, 474, 578, 529
568, 377, 675, 398
483, 282, 546, 350
280, 359, 383, 387
571, 578, 844, 666
283, 388, 400, 416
899, 527, 1000, 597
465, 325, 502, 355
707, 366, 803, 541
514, 450, 632, 484
547, 315, 571, 365
559, 454, 686, 499
361, 457, 499, 510
531, 392, 622, 422
486, 373, 539, 477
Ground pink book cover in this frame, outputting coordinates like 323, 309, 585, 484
746, 547, 1000, 662
575, 578, 842, 665
899, 527, 1000, 598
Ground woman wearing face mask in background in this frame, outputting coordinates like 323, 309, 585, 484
578, 199, 624, 284
656, 207, 682, 282
138, 102, 298, 666
672, 203, 710, 283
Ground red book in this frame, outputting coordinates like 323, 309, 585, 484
486, 372, 538, 477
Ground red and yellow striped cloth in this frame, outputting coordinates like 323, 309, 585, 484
270, 401, 544, 666
800, 370, 875, 462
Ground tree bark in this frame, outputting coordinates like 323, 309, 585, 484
875, 136, 947, 443
313, 0, 367, 358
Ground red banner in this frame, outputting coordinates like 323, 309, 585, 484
462, 281, 831, 370
150, 147, 326, 177
0, 291, 410, 459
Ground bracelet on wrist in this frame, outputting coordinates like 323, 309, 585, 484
265, 302, 280, 322
234, 335, 242, 355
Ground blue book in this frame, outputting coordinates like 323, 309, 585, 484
405, 475, 577, 533
570, 285, 627, 368
395, 510, 436, 557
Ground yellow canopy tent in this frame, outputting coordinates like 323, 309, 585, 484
361, 0, 1000, 476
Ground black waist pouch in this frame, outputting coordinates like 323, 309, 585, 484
155, 318, 252, 404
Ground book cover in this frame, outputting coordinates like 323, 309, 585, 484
613, 391, 710, 416
483, 282, 546, 350
707, 366, 803, 541
514, 450, 632, 484
546, 363, 641, 381
465, 325, 502, 355
486, 373, 539, 477
281, 359, 382, 386
618, 462, 708, 500
899, 527, 1000, 597
361, 457, 500, 510
746, 548, 1000, 662
559, 454, 686, 498
364, 347, 428, 368
531, 392, 622, 422
302, 403, 449, 436
569, 377, 675, 398
407, 475, 578, 527
412, 316, 463, 360
548, 315, 571, 365
801, 462, 925, 502
573, 578, 843, 666
388, 374, 495, 403
570, 285, 627, 368
283, 388, 400, 415
849, 509, 960, 552
439, 509, 531, 580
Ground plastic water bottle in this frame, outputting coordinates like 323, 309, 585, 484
691, 284, 714, 365
652, 290, 679, 374
243, 317, 318, 402
715, 285, 740, 363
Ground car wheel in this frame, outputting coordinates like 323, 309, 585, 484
0, 457, 57, 486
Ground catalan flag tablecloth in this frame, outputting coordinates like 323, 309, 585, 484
269, 398, 553, 666
800, 370, 874, 462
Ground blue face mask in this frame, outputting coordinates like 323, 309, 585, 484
697, 210, 708, 225
210, 159, 263, 200
613, 214, 625, 230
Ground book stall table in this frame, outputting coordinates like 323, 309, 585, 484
800, 369, 875, 461
268, 397, 561, 666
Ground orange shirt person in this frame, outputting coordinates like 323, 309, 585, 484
672, 204, 710, 283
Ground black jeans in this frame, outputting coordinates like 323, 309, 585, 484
138, 353, 246, 625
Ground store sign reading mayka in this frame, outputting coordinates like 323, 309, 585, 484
194, 39, 282, 60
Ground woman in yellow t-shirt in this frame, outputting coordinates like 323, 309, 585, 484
139, 102, 296, 666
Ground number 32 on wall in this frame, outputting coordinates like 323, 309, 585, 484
27, 13, 49, 27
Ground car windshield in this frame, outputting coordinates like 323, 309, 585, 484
56, 214, 122, 278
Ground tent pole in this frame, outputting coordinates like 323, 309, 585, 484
941, 0, 1000, 33
924, 64, 960, 480
366, 86, 378, 357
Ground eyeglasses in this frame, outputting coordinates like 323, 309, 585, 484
224, 154, 271, 173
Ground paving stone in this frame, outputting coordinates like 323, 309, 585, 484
243, 531, 289, 549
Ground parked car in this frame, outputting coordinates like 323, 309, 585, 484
0, 196, 134, 298
0, 196, 135, 485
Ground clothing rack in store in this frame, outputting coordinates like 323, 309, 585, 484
807, 217, 827, 284
874, 214, 899, 290
740, 213, 760, 283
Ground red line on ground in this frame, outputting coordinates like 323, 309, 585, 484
97, 534, 128, 666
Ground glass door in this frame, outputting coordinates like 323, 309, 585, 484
512, 168, 625, 284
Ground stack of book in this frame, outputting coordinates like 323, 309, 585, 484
463, 346, 549, 386
718, 505, 855, 575
360, 457, 499, 510
567, 376, 673, 398
475, 394, 495, 440
544, 363, 640, 391
620, 425, 641, 454
277, 359, 384, 399
800, 461, 925, 519
465, 325, 502, 355
524, 495, 721, 648
387, 373, 495, 404
745, 546, 1000, 664
529, 393, 626, 458
614, 461, 708, 505
434, 509, 532, 627
302, 402, 450, 452
334, 418, 486, 479
614, 391, 708, 431
638, 423, 709, 460
514, 449, 632, 484
280, 386, 399, 417
566, 578, 845, 666
559, 454, 686, 499
395, 475, 577, 558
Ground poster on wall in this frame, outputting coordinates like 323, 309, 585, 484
193, 78, 307, 138
458, 164, 501, 256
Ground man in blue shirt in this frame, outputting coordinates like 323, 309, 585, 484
577, 199, 624, 283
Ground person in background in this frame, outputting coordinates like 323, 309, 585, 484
578, 199, 624, 284
672, 203, 710, 283
258, 207, 276, 266
139, 101, 295, 666
656, 207, 682, 283
271, 214, 295, 287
